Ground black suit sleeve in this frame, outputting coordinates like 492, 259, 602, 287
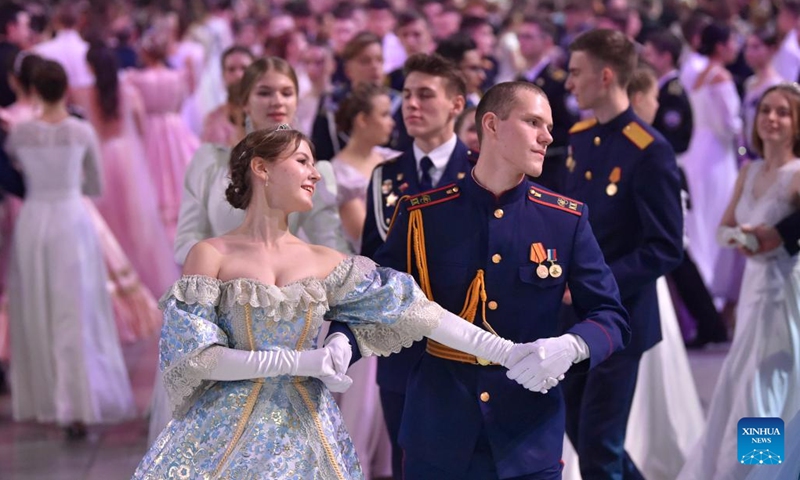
776, 211, 800, 256
0, 131, 24, 197
361, 170, 383, 259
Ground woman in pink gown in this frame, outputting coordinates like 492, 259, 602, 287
126, 30, 199, 240
71, 44, 178, 297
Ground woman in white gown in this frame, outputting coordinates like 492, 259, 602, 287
678, 83, 800, 480
6, 60, 135, 437
682, 22, 742, 294
150, 57, 349, 444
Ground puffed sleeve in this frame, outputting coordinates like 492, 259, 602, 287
158, 275, 228, 417
324, 256, 444, 357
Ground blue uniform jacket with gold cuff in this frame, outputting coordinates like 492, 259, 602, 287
373, 172, 630, 478
562, 107, 683, 354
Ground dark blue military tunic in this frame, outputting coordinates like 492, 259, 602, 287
374, 173, 630, 478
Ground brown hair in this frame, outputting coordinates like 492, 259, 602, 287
475, 81, 546, 144
626, 65, 657, 98
335, 83, 389, 134
341, 31, 382, 62
236, 57, 299, 107
403, 52, 467, 98
569, 28, 637, 88
32, 59, 68, 103
751, 83, 800, 158
226, 126, 315, 209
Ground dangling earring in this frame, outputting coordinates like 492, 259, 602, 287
264, 178, 269, 187
245, 115, 254, 134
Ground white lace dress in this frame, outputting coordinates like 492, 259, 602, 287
6, 118, 136, 424
678, 160, 800, 480
134, 256, 442, 479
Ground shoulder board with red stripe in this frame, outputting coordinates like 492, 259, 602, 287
406, 184, 461, 211
527, 186, 583, 216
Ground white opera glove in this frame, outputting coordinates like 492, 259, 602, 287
505, 334, 590, 394
717, 225, 759, 252
319, 373, 354, 393
427, 310, 515, 366
319, 333, 354, 393
203, 346, 336, 381
324, 332, 352, 375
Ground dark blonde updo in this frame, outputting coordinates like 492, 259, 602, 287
225, 126, 315, 209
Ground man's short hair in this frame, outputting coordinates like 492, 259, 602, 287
0, 3, 23, 37
475, 81, 546, 144
626, 65, 657, 98
521, 15, 558, 41
403, 53, 467, 98
569, 28, 637, 88
396, 10, 426, 29
460, 15, 491, 33
645, 29, 684, 67
435, 32, 478, 65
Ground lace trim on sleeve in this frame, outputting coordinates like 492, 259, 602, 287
163, 345, 223, 418
350, 297, 443, 357
158, 275, 222, 309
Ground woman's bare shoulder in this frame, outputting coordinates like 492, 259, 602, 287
183, 239, 225, 277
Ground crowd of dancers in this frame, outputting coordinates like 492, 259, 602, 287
0, 0, 799, 479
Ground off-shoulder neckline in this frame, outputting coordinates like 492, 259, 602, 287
180, 255, 353, 291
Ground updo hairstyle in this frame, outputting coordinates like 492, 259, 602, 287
335, 82, 388, 135
225, 126, 315, 209
698, 21, 731, 57
31, 59, 68, 103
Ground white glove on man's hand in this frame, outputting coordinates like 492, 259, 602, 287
324, 332, 352, 375
505, 334, 589, 393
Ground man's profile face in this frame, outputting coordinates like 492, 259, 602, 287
566, 51, 603, 111
402, 71, 462, 142
491, 89, 554, 177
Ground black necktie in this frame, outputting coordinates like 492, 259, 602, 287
419, 156, 434, 191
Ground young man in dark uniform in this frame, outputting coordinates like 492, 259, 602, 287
561, 28, 684, 479
375, 81, 630, 479
516, 16, 580, 190
360, 53, 474, 479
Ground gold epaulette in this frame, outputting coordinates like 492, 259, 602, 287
622, 121, 654, 150
406, 184, 461, 211
550, 67, 566, 81
527, 186, 583, 216
569, 118, 598, 134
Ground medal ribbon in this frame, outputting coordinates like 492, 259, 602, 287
530, 243, 547, 264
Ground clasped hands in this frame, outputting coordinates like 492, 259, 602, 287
503, 334, 588, 394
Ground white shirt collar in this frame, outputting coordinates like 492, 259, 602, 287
523, 57, 551, 83
413, 133, 458, 187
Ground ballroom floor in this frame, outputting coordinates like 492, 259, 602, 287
0, 335, 730, 480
